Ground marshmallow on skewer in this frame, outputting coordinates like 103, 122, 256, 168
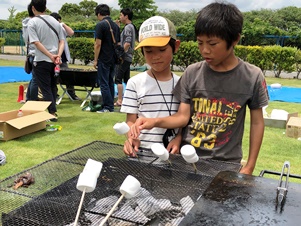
74, 159, 103, 226
76, 171, 98, 193
113, 122, 139, 159
119, 175, 141, 199
180, 145, 199, 163
76, 159, 103, 192
99, 175, 141, 226
83, 158, 103, 178
151, 143, 170, 161
113, 122, 130, 135
183, 154, 199, 163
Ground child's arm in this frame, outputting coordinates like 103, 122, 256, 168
240, 108, 265, 175
123, 113, 140, 157
132, 102, 190, 137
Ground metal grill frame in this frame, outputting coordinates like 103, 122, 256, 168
0, 141, 241, 226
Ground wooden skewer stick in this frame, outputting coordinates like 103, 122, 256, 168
167, 159, 172, 166
99, 194, 125, 226
192, 163, 197, 173
124, 135, 140, 161
74, 187, 86, 226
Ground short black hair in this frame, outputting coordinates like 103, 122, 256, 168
30, 0, 46, 13
50, 12, 61, 21
95, 4, 110, 16
195, 2, 243, 49
120, 8, 133, 21
27, 3, 34, 17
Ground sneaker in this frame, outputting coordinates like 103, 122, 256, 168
47, 113, 58, 122
70, 95, 82, 101
96, 108, 113, 113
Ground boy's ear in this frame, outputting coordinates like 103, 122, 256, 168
174, 40, 181, 54
233, 34, 241, 46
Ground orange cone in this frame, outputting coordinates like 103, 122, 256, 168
17, 85, 25, 102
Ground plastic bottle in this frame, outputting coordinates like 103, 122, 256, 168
17, 109, 23, 117
54, 64, 60, 77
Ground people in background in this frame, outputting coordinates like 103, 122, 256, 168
22, 3, 38, 101
94, 4, 120, 113
120, 16, 182, 156
131, 2, 269, 175
28, 0, 64, 122
50, 12, 81, 101
114, 8, 136, 107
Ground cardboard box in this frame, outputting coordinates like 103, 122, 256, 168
286, 117, 301, 138
264, 112, 298, 129
0, 101, 54, 141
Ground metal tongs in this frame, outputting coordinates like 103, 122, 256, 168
276, 161, 290, 212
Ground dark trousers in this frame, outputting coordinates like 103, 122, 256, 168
26, 55, 39, 101
97, 60, 115, 111
33, 61, 57, 114
115, 60, 131, 84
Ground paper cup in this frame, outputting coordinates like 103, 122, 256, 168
120, 175, 141, 199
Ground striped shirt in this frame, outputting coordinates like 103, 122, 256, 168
120, 71, 180, 149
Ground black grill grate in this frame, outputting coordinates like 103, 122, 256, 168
1, 141, 241, 226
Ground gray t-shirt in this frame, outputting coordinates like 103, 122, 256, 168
28, 15, 64, 63
173, 59, 269, 163
121, 23, 135, 62
22, 17, 35, 56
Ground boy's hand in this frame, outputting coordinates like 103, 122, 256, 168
130, 118, 156, 138
166, 134, 181, 154
123, 138, 140, 157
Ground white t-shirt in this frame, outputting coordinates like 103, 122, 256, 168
121, 71, 180, 149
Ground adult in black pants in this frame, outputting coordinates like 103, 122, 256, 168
50, 12, 81, 101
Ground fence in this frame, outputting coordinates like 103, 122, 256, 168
0, 29, 95, 55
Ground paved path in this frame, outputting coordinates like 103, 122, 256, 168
0, 54, 87, 65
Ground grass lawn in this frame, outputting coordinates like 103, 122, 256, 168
0, 58, 301, 183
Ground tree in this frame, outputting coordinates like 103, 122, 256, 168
8, 6, 17, 22
59, 3, 82, 18
118, 0, 157, 27
158, 9, 197, 27
79, 0, 98, 18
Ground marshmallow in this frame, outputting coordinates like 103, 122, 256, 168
181, 145, 199, 163
119, 175, 141, 199
113, 122, 130, 135
183, 154, 199, 163
151, 143, 169, 161
76, 171, 98, 193
83, 159, 103, 178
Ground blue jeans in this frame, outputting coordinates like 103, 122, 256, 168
26, 56, 39, 101
97, 60, 115, 112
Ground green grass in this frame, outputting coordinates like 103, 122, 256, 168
1, 58, 301, 183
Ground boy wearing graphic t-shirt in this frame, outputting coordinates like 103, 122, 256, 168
132, 2, 269, 175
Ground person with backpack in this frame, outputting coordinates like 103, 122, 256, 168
114, 8, 137, 107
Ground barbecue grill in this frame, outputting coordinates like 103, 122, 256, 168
0, 141, 241, 225
56, 68, 98, 107
180, 170, 301, 226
